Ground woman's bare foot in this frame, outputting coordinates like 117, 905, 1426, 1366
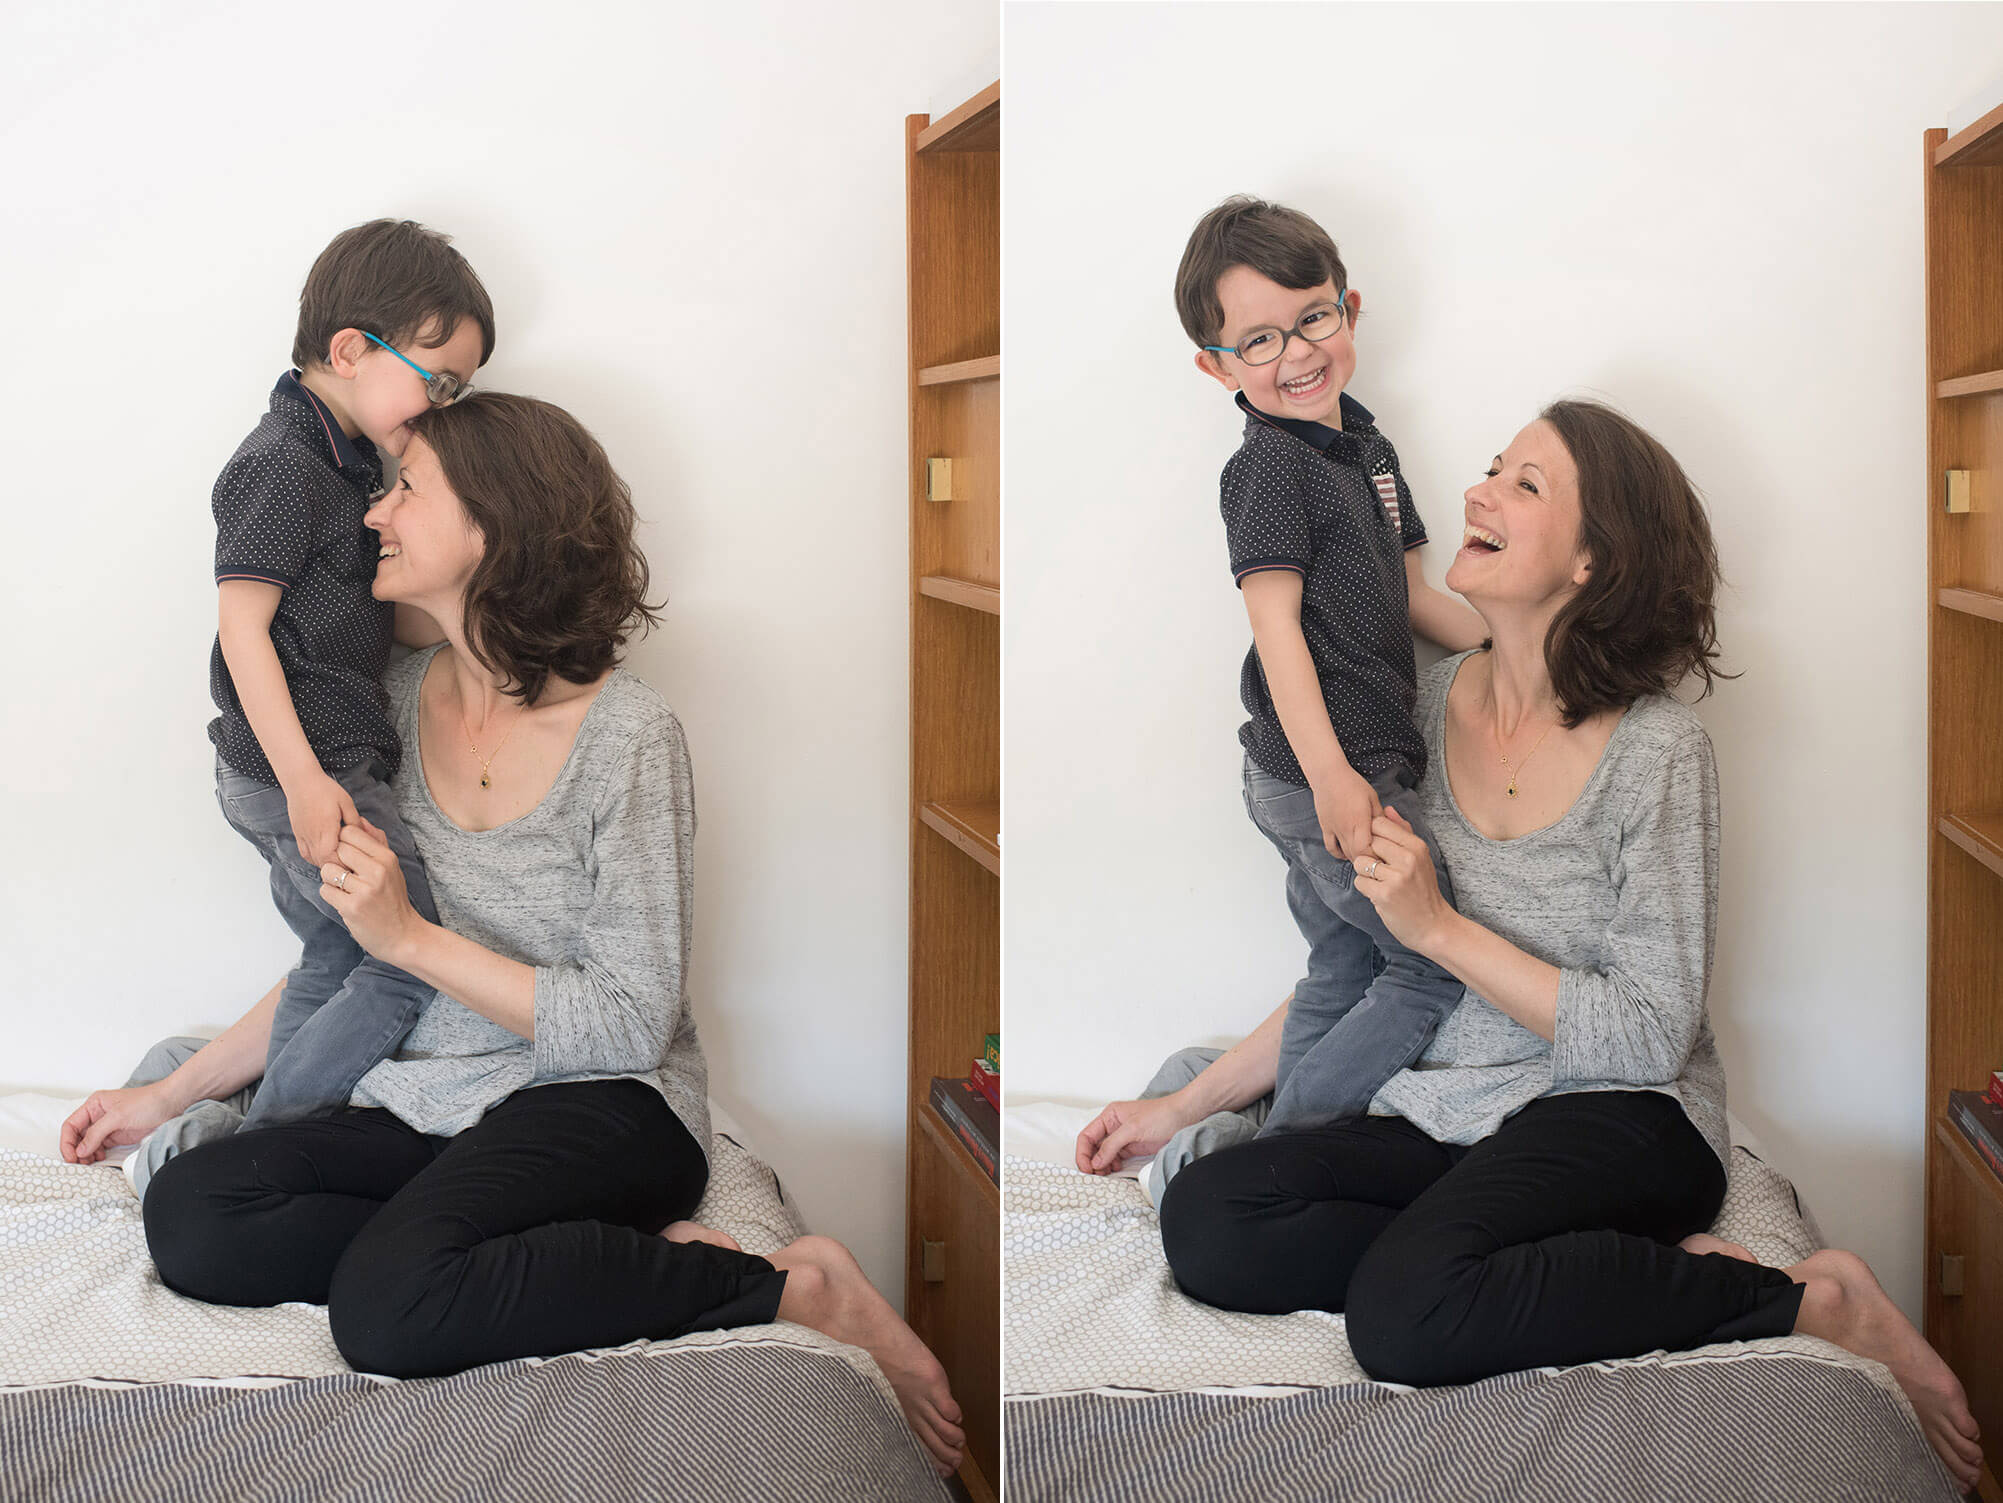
660, 1220, 742, 1253
1790, 1248, 1983, 1491
1678, 1232, 1755, 1263
769, 1234, 965, 1476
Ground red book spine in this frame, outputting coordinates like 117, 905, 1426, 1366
1988, 1072, 2003, 1111
970, 1058, 1000, 1111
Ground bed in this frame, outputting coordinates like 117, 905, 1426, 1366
0, 1091, 948, 1503
1003, 1100, 1961, 1503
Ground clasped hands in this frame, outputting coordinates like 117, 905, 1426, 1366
316, 815, 422, 964
1318, 774, 1450, 954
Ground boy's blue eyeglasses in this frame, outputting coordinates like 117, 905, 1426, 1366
362, 332, 475, 406
1204, 297, 1349, 368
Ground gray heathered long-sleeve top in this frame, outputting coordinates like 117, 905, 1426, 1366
348, 644, 711, 1157
1366, 651, 1729, 1167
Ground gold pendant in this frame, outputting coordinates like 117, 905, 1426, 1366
480, 773, 491, 789
1506, 781, 1518, 798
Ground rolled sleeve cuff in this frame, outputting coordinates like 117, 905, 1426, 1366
1232, 558, 1308, 586
216, 567, 295, 588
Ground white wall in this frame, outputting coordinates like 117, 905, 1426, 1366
0, 0, 996, 1308
1003, 1, 2003, 1322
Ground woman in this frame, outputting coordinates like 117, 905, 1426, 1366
1077, 400, 1981, 1491
59, 393, 963, 1477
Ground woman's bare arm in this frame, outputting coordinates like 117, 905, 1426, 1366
1075, 997, 1290, 1173
156, 978, 284, 1110
59, 979, 282, 1164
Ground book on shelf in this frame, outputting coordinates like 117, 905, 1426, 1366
1985, 1071, 2003, 1111
929, 1076, 998, 1182
983, 1033, 1000, 1074
970, 1057, 1000, 1110
1948, 1090, 2003, 1181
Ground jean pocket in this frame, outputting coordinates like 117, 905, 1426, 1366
219, 776, 290, 830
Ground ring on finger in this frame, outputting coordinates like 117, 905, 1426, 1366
332, 868, 349, 891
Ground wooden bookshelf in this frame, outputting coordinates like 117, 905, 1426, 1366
1923, 116, 2003, 1503
918, 575, 1001, 615
1939, 370, 2003, 400
920, 356, 1001, 387
905, 81, 999, 1503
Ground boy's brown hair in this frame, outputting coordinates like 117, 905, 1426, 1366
408, 393, 662, 706
1174, 196, 1348, 349
1538, 399, 1733, 725
293, 219, 496, 371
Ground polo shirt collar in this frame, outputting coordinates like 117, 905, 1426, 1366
1236, 389, 1375, 452
273, 370, 381, 481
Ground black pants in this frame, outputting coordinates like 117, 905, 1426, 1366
1158, 1089, 1805, 1386
143, 1078, 788, 1378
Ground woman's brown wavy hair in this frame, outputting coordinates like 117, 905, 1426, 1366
408, 393, 662, 705
1536, 399, 1732, 726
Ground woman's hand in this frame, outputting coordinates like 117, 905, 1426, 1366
321, 818, 425, 965
1075, 1091, 1201, 1175
1353, 807, 1454, 956
59, 1082, 183, 1166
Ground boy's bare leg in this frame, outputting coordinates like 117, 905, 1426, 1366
767, 1234, 964, 1476
658, 1220, 741, 1252
1788, 1248, 1982, 1490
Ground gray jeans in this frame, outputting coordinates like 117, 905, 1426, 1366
214, 755, 438, 1132
1242, 755, 1463, 1138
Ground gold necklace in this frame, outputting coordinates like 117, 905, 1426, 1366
1486, 661, 1558, 799
460, 696, 522, 790
1494, 713, 1555, 799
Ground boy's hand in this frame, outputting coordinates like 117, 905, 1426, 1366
1312, 770, 1382, 863
285, 773, 361, 868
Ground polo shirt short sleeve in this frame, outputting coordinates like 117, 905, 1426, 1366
214, 447, 319, 588
1221, 441, 1312, 583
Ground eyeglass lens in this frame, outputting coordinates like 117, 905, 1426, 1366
1237, 301, 1345, 367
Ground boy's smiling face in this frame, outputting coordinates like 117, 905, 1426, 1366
1196, 265, 1359, 428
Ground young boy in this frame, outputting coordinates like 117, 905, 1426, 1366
202, 219, 494, 1146
1170, 196, 1486, 1155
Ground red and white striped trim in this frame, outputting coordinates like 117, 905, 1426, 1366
1371, 471, 1401, 530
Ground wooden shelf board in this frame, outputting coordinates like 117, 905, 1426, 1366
918, 355, 1000, 386
1941, 588, 2003, 624
917, 574, 1001, 615
916, 82, 1000, 154
919, 800, 1000, 873
917, 1100, 1000, 1209
1938, 100, 2003, 168
1940, 811, 2003, 880
1935, 1113, 2003, 1217
1938, 370, 2003, 400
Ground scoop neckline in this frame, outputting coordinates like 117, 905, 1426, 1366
1431, 650, 1633, 849
406, 644, 619, 838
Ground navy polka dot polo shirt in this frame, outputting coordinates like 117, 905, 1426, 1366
207, 372, 399, 787
1221, 389, 1429, 787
